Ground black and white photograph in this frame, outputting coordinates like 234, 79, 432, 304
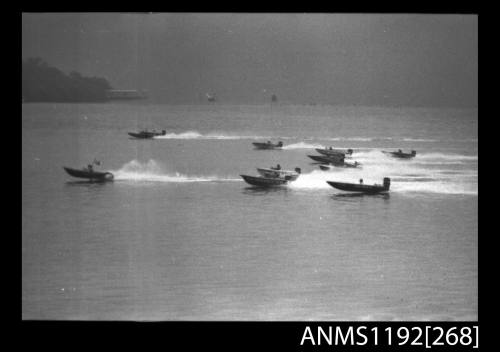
22, 13, 477, 324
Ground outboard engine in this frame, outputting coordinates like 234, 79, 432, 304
162, 130, 166, 135
294, 167, 301, 174
278, 141, 283, 146
347, 148, 353, 154
383, 177, 391, 189
411, 150, 416, 156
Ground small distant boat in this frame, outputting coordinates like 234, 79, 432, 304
316, 148, 353, 157
252, 141, 284, 150
128, 130, 166, 139
319, 161, 360, 170
256, 167, 301, 181
63, 166, 114, 182
343, 161, 360, 168
308, 154, 344, 164
383, 150, 417, 159
206, 93, 216, 102
327, 177, 390, 194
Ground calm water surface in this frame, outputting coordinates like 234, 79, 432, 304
22, 103, 477, 320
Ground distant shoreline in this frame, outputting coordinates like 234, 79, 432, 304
20, 101, 478, 110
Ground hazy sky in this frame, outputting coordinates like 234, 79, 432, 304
22, 13, 477, 106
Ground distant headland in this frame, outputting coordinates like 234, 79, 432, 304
22, 58, 146, 103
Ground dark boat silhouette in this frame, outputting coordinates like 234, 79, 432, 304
327, 177, 390, 194
252, 141, 284, 149
241, 167, 301, 187
63, 167, 114, 182
206, 93, 216, 102
308, 154, 344, 164
256, 167, 301, 181
240, 175, 290, 187
316, 148, 353, 157
383, 150, 416, 159
128, 130, 166, 139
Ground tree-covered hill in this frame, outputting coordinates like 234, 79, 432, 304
22, 58, 113, 102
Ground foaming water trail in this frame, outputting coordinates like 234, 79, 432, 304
153, 131, 476, 144
353, 150, 477, 164
323, 137, 474, 143
282, 142, 325, 150
155, 131, 204, 139
155, 130, 280, 140
400, 138, 437, 142
414, 152, 478, 161
109, 151, 477, 194
112, 160, 241, 183
290, 149, 477, 195
289, 170, 340, 190
325, 137, 373, 142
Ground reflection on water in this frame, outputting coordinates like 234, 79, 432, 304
128, 137, 158, 141
332, 192, 390, 201
241, 186, 290, 195
65, 180, 112, 187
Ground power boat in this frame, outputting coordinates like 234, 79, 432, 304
240, 175, 290, 187
316, 148, 353, 157
342, 161, 360, 168
319, 161, 360, 170
319, 164, 335, 171
256, 167, 301, 181
241, 166, 301, 187
326, 177, 390, 194
128, 129, 167, 139
63, 166, 114, 182
382, 149, 416, 159
252, 141, 284, 149
308, 154, 345, 164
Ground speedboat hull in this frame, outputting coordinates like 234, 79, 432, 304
63, 167, 114, 181
383, 150, 416, 159
241, 175, 289, 187
252, 142, 283, 150
128, 132, 155, 139
128, 130, 166, 139
319, 164, 334, 171
256, 168, 300, 181
316, 148, 353, 157
326, 178, 390, 194
308, 154, 344, 164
